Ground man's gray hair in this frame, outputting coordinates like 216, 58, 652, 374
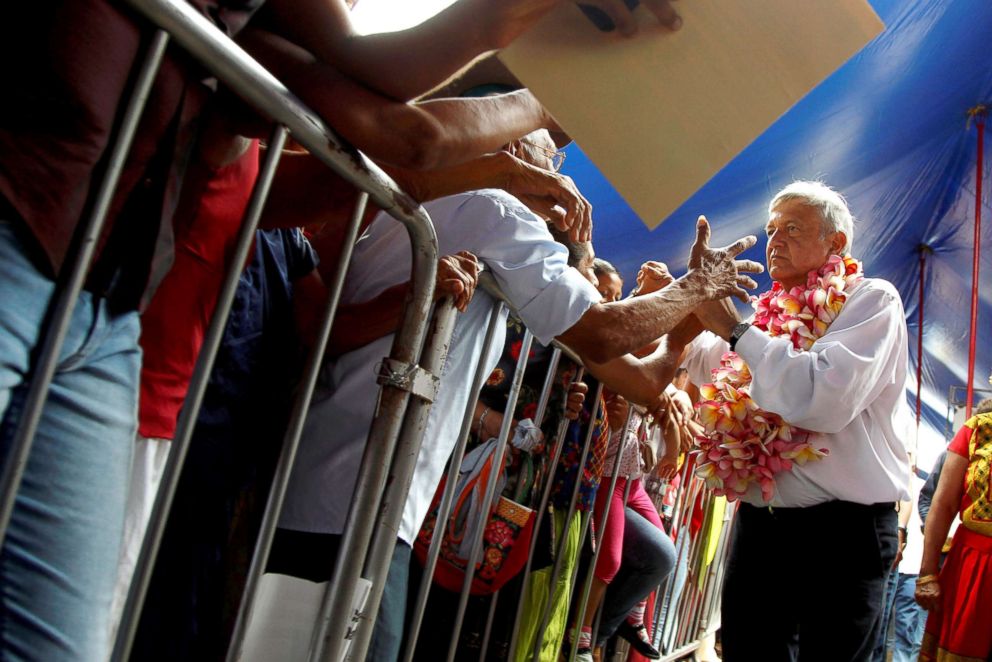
592, 257, 619, 278
769, 181, 855, 255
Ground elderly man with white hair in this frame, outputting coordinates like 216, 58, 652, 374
681, 181, 912, 662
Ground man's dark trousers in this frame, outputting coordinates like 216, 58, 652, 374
720, 500, 898, 662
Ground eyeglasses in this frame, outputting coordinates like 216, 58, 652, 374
521, 140, 566, 172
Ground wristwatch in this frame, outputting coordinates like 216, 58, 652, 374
729, 322, 751, 352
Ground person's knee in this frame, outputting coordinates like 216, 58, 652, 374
644, 533, 676, 579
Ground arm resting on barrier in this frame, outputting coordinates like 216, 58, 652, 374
296, 251, 480, 356
237, 29, 555, 171
384, 151, 591, 243
256, 0, 685, 102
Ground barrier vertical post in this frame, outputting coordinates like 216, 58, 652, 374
402, 303, 504, 662
506, 366, 586, 660
225, 192, 369, 662
446, 331, 535, 662
531, 383, 606, 661
347, 296, 460, 662
112, 124, 289, 662
0, 30, 170, 547
567, 408, 635, 662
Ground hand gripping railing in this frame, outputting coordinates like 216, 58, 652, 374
0, 0, 438, 659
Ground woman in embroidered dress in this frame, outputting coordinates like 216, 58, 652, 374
914, 397, 992, 662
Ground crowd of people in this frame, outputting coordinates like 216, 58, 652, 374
0, 1, 989, 662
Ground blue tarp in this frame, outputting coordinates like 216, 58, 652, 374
563, 0, 992, 467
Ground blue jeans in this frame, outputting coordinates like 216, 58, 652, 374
890, 573, 925, 662
0, 220, 141, 660
597, 506, 676, 645
872, 567, 899, 661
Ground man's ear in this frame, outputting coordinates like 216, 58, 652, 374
830, 231, 847, 255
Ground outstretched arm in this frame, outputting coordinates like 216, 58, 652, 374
258, 0, 685, 102
238, 29, 555, 170
558, 218, 762, 364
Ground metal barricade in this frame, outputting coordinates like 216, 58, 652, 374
399, 274, 736, 662
0, 0, 442, 660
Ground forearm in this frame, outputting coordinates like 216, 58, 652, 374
919, 497, 956, 576
898, 498, 913, 528
561, 271, 710, 364
585, 335, 687, 407
327, 283, 409, 356
241, 29, 540, 170
261, 151, 366, 229
258, 0, 534, 102
383, 152, 516, 203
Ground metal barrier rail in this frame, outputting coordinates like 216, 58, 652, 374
0, 0, 441, 660
111, 2, 444, 659
398, 273, 734, 662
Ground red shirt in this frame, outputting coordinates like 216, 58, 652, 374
138, 141, 259, 439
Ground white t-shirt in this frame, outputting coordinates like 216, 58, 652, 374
682, 278, 912, 507
278, 190, 601, 544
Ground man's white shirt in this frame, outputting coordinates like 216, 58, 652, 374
278, 190, 601, 544
682, 278, 913, 507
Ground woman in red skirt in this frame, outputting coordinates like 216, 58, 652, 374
915, 402, 992, 662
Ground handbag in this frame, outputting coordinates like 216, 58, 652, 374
414, 438, 535, 595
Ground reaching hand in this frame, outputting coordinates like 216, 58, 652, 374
574, 0, 683, 37
687, 216, 763, 303
502, 155, 592, 242
632, 260, 674, 297
604, 391, 630, 432
564, 381, 588, 420
487, 0, 683, 49
915, 579, 941, 612
436, 251, 480, 312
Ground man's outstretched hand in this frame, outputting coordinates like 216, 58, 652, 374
687, 215, 763, 303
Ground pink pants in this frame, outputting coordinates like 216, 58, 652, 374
592, 477, 665, 583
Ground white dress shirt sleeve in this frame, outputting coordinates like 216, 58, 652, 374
461, 191, 601, 346
681, 331, 731, 387
734, 280, 906, 434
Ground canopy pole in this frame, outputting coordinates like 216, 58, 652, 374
966, 106, 987, 419
915, 245, 931, 439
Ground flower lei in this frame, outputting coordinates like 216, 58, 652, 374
693, 255, 864, 501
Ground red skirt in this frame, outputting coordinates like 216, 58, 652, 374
920, 526, 992, 662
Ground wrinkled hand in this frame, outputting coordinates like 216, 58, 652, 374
502, 154, 592, 242
436, 251, 480, 312
693, 296, 742, 341
575, 0, 683, 37
604, 391, 630, 432
632, 260, 674, 297
915, 580, 941, 612
564, 381, 588, 421
687, 216, 763, 303
655, 407, 682, 480
488, 0, 682, 49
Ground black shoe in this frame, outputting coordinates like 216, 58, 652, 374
616, 621, 661, 659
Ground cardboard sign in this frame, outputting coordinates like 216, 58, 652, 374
499, 1, 883, 228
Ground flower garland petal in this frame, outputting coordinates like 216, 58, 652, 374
692, 256, 863, 500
